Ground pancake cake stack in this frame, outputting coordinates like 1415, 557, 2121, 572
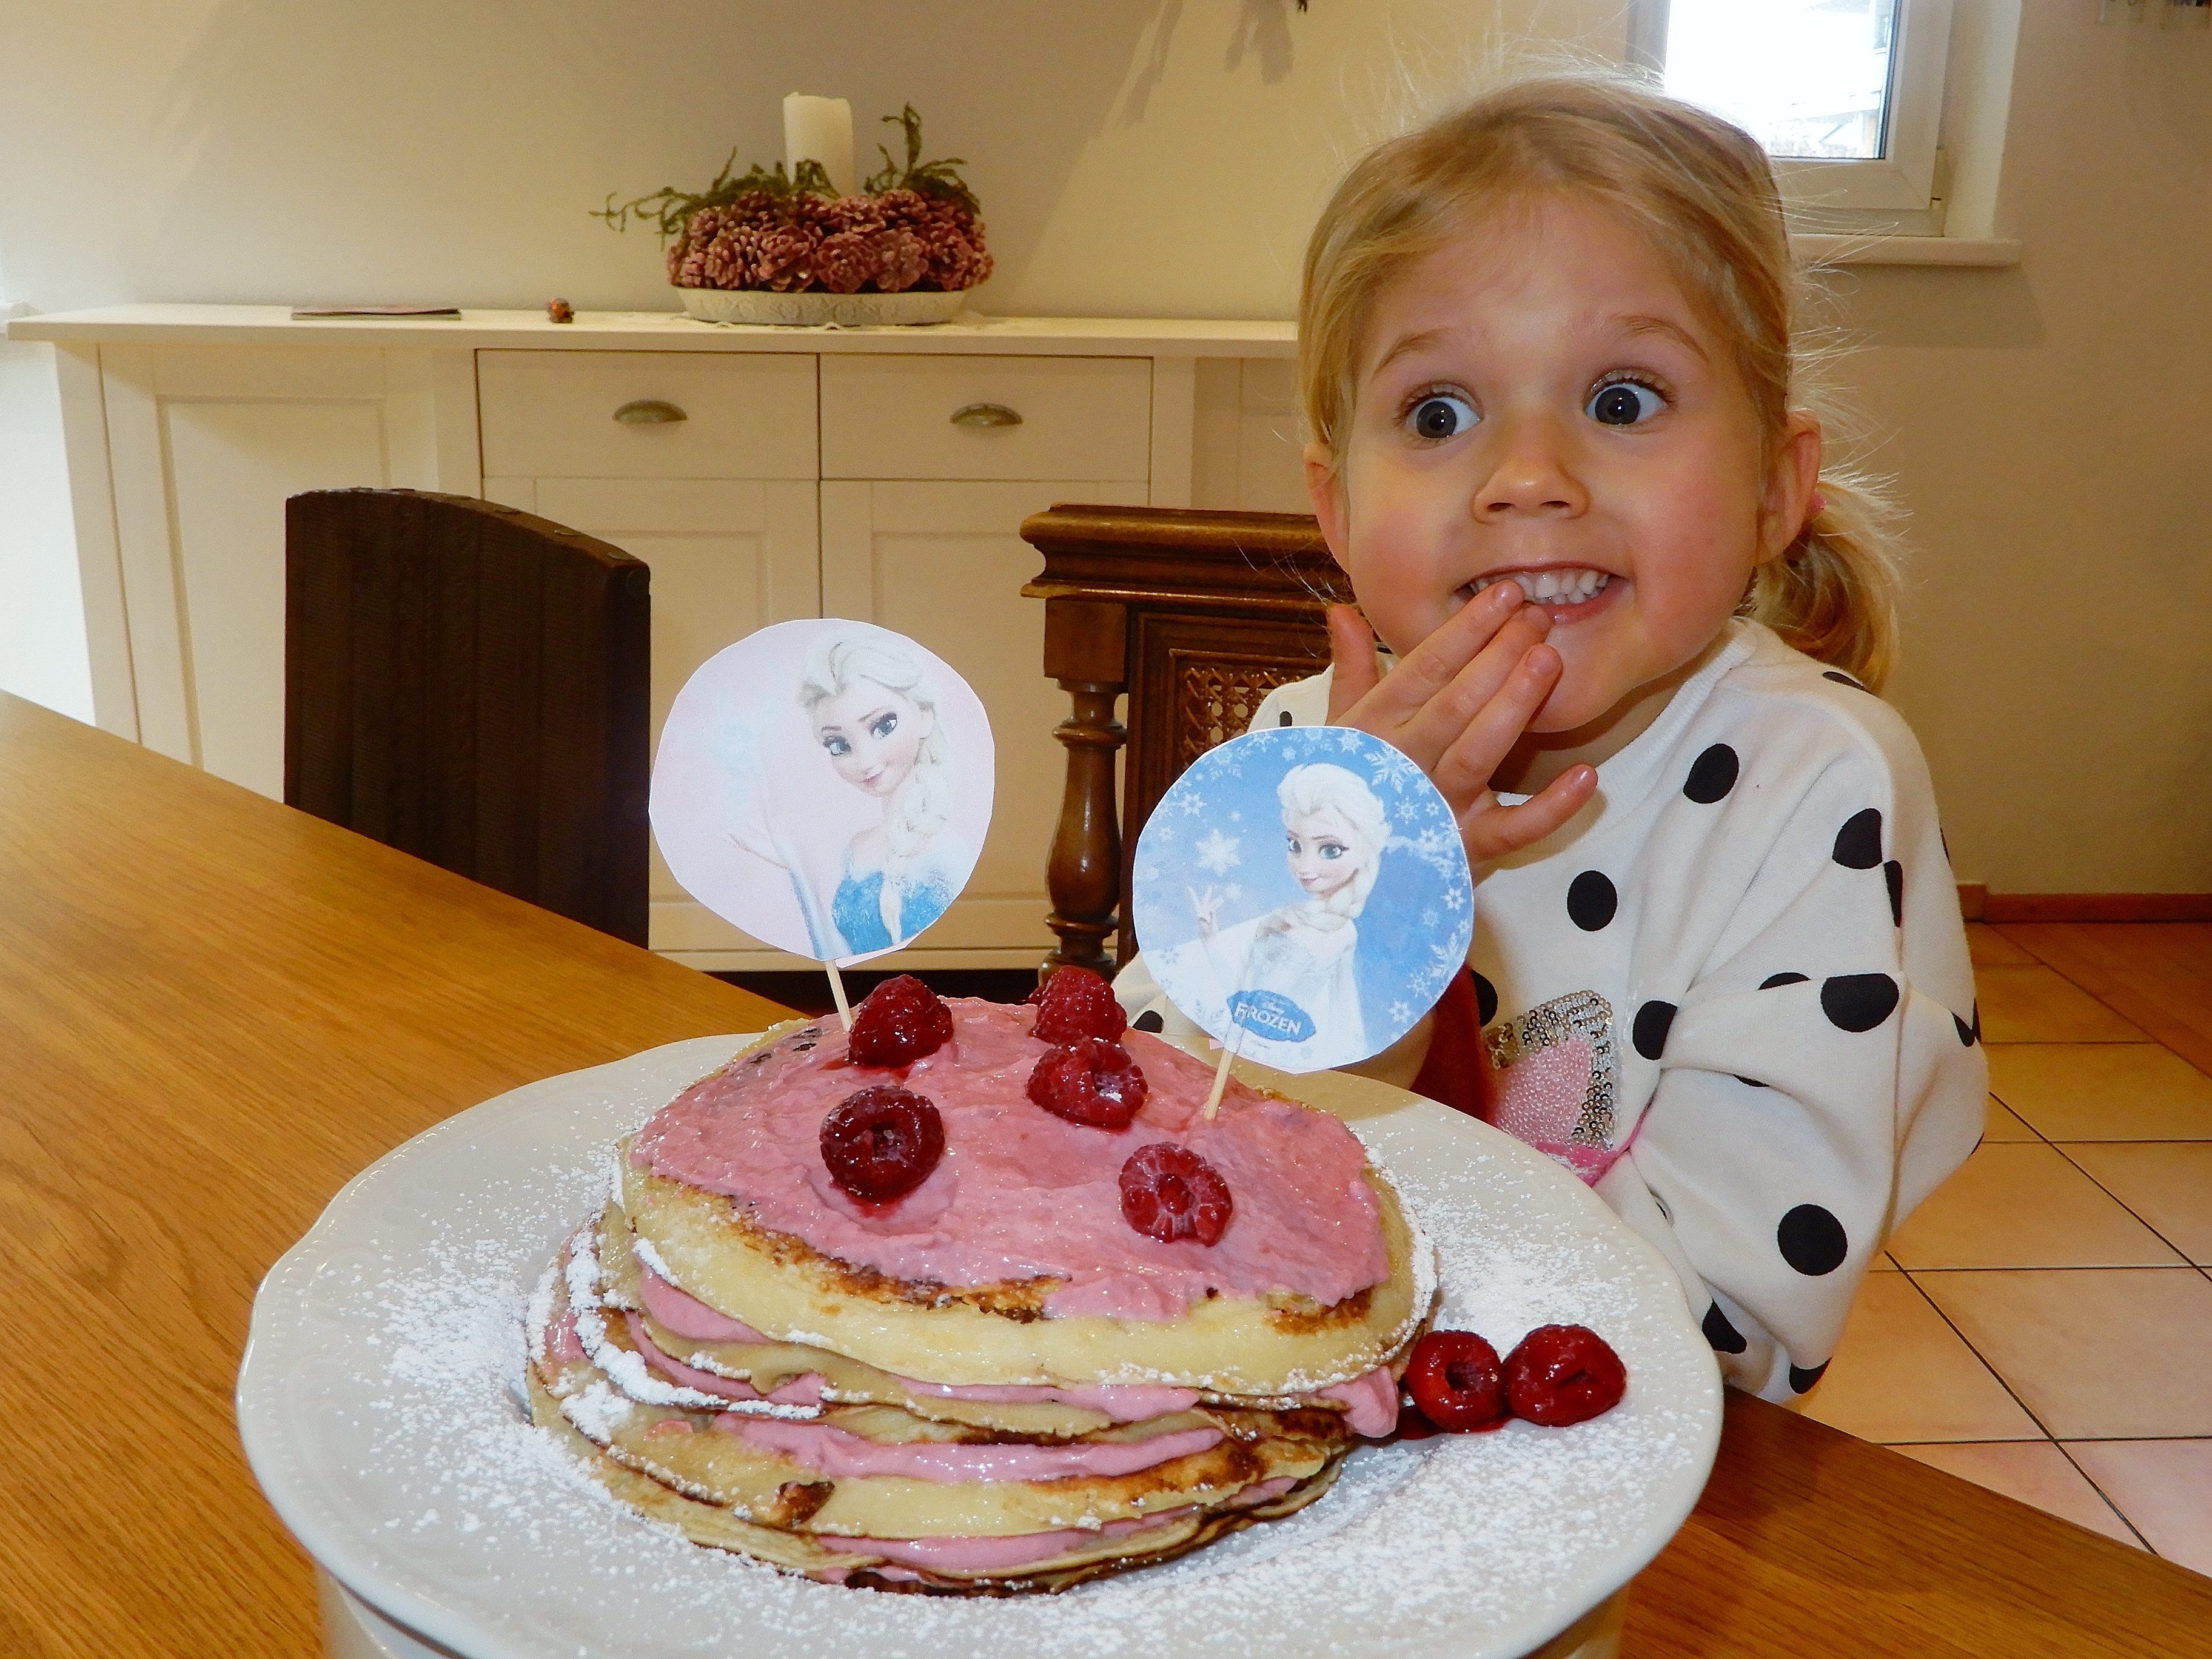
528, 970, 1436, 1594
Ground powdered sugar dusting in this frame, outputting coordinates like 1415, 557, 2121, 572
241, 1034, 1718, 1659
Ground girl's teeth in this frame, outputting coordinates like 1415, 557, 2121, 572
1472, 570, 1611, 606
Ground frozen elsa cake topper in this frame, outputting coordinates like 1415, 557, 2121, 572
1131, 726, 1473, 1081
651, 620, 993, 977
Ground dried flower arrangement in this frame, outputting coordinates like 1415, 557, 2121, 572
596, 107, 992, 298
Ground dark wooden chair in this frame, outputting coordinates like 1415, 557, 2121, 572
1020, 504, 1353, 976
284, 488, 652, 945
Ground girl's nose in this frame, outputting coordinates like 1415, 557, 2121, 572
1470, 415, 1588, 521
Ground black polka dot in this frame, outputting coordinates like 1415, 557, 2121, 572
1832, 808, 1883, 870
1940, 825, 1951, 861
1823, 670, 1867, 691
1736, 1075, 1769, 1088
1683, 743, 1740, 804
1474, 971, 1498, 1026
1277, 710, 1293, 727
1884, 860, 1904, 927
1821, 972, 1899, 1031
1567, 871, 1617, 931
1777, 1204, 1849, 1276
1632, 1000, 1677, 1060
1702, 1301, 1748, 1355
1788, 1360, 1830, 1393
1953, 1010, 1976, 1047
1760, 971, 1810, 990
1133, 1010, 1165, 1033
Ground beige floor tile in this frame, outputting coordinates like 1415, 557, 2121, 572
1797, 1273, 2039, 1443
1967, 924, 2039, 967
1895, 1441, 2140, 1547
1869, 1252, 1902, 1271
1886, 1143, 2184, 1269
1916, 1268, 2212, 1439
2063, 1439, 2212, 1576
1974, 965, 2147, 1043
1988, 1044, 2212, 1140
2063, 1143, 2212, 1265
1982, 1095, 2038, 1142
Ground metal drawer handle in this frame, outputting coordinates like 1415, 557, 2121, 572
613, 398, 687, 424
951, 402, 1022, 429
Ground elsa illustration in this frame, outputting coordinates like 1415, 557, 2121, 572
729, 629, 970, 960
1175, 763, 1389, 1071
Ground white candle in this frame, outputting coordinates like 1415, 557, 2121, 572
782, 94, 854, 196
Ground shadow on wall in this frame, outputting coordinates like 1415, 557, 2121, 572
121, 0, 1264, 313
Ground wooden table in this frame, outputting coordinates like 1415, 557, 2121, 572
4, 691, 2208, 1658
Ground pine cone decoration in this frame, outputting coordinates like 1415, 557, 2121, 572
814, 231, 882, 294
755, 224, 819, 292
871, 229, 929, 293
822, 195, 886, 236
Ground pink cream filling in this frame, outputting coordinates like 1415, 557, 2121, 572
631, 1000, 1389, 1322
1319, 1364, 1401, 1438
723, 1416, 1223, 1483
814, 1479, 1297, 1573
625, 1313, 826, 1406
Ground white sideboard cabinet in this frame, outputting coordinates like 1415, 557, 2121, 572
12, 306, 1302, 971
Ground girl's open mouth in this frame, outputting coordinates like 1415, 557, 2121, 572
1467, 568, 1621, 624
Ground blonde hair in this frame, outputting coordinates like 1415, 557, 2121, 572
797, 629, 951, 874
1278, 763, 1390, 919
1299, 69, 1903, 689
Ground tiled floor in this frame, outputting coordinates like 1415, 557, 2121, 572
1795, 922, 2212, 1576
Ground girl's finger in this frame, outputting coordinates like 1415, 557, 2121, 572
1462, 765, 1598, 862
1396, 606, 1557, 760
1429, 642, 1565, 806
1347, 580, 1527, 723
1324, 606, 1382, 720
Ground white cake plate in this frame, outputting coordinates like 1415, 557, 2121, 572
239, 1036, 1719, 1659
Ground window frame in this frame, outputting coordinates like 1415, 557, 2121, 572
1628, 0, 1956, 225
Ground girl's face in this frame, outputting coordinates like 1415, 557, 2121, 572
1284, 809, 1363, 899
814, 680, 930, 799
1309, 198, 1818, 744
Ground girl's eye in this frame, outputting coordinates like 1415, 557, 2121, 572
870, 712, 899, 740
1406, 392, 1478, 443
1319, 841, 1346, 859
1587, 379, 1665, 426
1285, 836, 1302, 854
822, 734, 850, 756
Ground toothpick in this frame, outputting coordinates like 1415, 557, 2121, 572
825, 960, 853, 1031
1203, 1023, 1244, 1120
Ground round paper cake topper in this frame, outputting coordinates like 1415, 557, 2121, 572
650, 618, 993, 966
1130, 726, 1474, 1073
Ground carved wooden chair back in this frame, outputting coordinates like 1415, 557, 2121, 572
1020, 504, 1352, 976
284, 488, 652, 945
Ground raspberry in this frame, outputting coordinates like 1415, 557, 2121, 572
1031, 965, 1127, 1045
820, 1085, 944, 1202
1504, 1325, 1627, 1427
1118, 1143, 1233, 1245
1403, 1330, 1510, 1433
1027, 1039, 1147, 1130
846, 974, 953, 1067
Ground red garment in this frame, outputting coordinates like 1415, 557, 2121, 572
1410, 967, 1494, 1121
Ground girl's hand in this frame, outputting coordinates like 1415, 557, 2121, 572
1188, 885, 1223, 936
728, 828, 788, 871
1324, 586, 1598, 865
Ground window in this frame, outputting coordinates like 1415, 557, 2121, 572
1629, 0, 1956, 229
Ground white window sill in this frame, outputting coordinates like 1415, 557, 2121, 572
1789, 234, 2021, 268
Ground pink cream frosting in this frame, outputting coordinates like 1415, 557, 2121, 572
638, 1265, 1199, 1421
1318, 1365, 1401, 1438
632, 1001, 1389, 1322
625, 1313, 826, 1406
723, 1416, 1224, 1483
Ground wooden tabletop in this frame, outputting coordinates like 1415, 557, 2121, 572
4, 691, 2208, 1658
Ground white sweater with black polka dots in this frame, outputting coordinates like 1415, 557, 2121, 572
1113, 620, 1986, 1403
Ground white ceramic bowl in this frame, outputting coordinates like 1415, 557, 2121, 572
238, 1036, 1719, 1659
676, 286, 971, 326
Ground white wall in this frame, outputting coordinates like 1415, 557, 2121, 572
4, 1, 2208, 891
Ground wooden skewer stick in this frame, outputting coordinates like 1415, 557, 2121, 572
826, 960, 853, 1031
1203, 1024, 1242, 1120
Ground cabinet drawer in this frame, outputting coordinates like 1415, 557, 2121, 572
820, 355, 1150, 481
477, 351, 817, 480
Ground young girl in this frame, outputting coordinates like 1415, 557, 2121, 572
1167, 762, 1391, 1070
1115, 72, 1985, 1404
